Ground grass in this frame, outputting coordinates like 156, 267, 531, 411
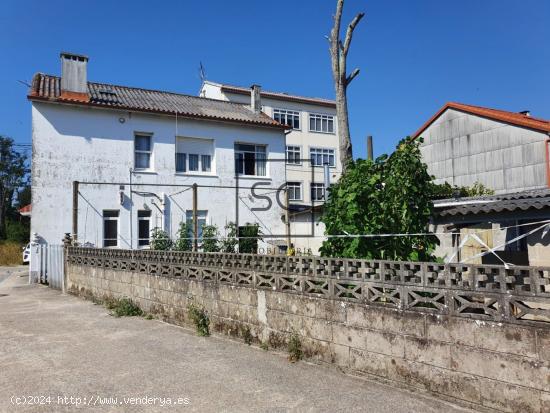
0, 241, 23, 266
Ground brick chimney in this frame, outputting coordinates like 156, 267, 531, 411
60, 52, 89, 102
250, 84, 261, 113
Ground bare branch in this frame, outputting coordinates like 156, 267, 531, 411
342, 12, 365, 56
345, 68, 360, 85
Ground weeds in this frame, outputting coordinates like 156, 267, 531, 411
187, 303, 210, 336
260, 342, 269, 351
242, 326, 253, 345
288, 332, 303, 362
107, 297, 143, 317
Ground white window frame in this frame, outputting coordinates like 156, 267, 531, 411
273, 108, 301, 130
134, 133, 153, 171
102, 210, 119, 248
137, 210, 151, 247
309, 147, 336, 167
175, 152, 213, 175
235, 143, 267, 177
310, 183, 325, 202
287, 182, 302, 201
286, 145, 302, 165
309, 113, 335, 134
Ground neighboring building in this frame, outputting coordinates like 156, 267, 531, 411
200, 81, 341, 254
28, 53, 287, 253
413, 102, 550, 194
432, 189, 550, 266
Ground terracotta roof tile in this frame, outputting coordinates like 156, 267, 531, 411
28, 74, 287, 130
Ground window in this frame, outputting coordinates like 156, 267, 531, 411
235, 144, 266, 176
185, 210, 207, 240
310, 148, 335, 167
175, 153, 186, 172
103, 210, 119, 247
138, 210, 151, 247
311, 183, 325, 201
287, 182, 302, 201
309, 114, 335, 133
175, 137, 214, 174
201, 155, 211, 172
134, 134, 152, 169
189, 154, 199, 172
273, 109, 300, 129
286, 146, 301, 165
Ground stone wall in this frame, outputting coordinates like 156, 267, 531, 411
66, 248, 550, 412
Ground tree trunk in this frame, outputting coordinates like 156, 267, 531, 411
329, 0, 364, 174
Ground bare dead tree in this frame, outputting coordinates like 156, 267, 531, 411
329, 0, 364, 172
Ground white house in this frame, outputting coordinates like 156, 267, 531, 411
200, 81, 341, 254
28, 53, 288, 253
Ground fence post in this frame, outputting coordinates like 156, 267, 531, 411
62, 233, 72, 293
29, 232, 40, 284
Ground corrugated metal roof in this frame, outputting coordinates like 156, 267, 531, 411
218, 83, 336, 108
28, 74, 287, 129
413, 102, 550, 138
434, 189, 550, 217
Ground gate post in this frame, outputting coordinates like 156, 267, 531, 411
29, 232, 40, 284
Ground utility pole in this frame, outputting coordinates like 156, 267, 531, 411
285, 187, 291, 251
72, 181, 79, 244
367, 135, 373, 160
192, 183, 198, 252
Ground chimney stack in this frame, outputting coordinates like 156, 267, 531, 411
60, 52, 89, 102
519, 110, 530, 117
367, 135, 373, 160
250, 84, 261, 113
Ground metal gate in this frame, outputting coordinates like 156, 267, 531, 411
29, 244, 65, 291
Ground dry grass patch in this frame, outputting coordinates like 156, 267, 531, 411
0, 242, 23, 266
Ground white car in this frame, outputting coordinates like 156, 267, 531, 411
22, 243, 30, 264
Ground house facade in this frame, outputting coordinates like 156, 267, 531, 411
413, 102, 550, 266
414, 102, 550, 194
200, 81, 341, 254
29, 53, 288, 252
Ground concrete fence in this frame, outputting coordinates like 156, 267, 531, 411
66, 247, 550, 412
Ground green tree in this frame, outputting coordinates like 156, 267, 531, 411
150, 228, 172, 251
0, 137, 28, 240
173, 221, 192, 251
238, 223, 262, 254
320, 137, 438, 261
220, 222, 238, 253
201, 224, 220, 252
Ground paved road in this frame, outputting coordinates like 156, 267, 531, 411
0, 265, 27, 286
0, 274, 473, 413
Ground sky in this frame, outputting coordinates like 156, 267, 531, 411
1, 0, 549, 159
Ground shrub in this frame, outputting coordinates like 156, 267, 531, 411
187, 303, 210, 336
173, 221, 192, 251
201, 224, 220, 252
220, 222, 238, 253
150, 228, 172, 251
238, 223, 262, 254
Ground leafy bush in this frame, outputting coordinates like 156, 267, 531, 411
432, 181, 494, 199
150, 228, 172, 251
187, 303, 210, 336
320, 137, 438, 261
220, 222, 238, 253
6, 219, 29, 244
201, 224, 220, 252
173, 221, 192, 251
238, 223, 262, 254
